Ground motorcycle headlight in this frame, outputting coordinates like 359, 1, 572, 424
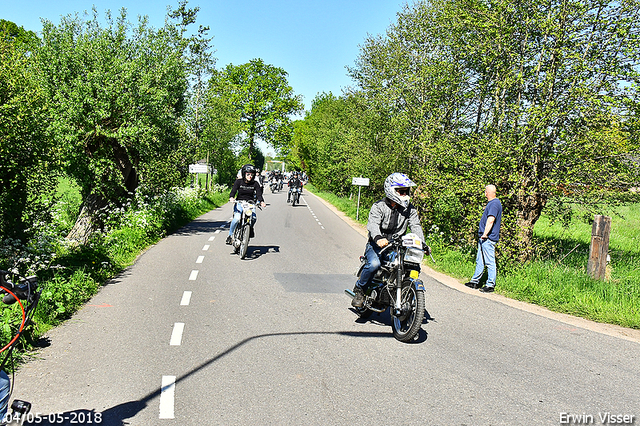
244, 208, 252, 217
403, 247, 424, 264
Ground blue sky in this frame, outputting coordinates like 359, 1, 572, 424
3, 0, 407, 113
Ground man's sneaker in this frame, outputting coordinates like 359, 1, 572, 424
479, 286, 495, 293
351, 286, 365, 308
225, 236, 232, 245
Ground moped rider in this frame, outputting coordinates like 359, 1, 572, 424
287, 172, 303, 203
226, 164, 266, 245
351, 172, 426, 308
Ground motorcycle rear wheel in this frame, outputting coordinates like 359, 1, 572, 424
391, 282, 425, 342
239, 223, 250, 259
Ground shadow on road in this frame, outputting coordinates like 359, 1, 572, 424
244, 245, 280, 260
172, 219, 230, 236
21, 330, 394, 425
350, 307, 431, 344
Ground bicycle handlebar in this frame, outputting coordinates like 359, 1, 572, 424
0, 270, 38, 305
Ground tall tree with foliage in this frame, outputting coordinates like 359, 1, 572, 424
200, 71, 243, 185
0, 23, 56, 242
218, 58, 304, 162
346, 0, 640, 260
36, 3, 202, 243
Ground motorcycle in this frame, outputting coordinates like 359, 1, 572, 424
231, 200, 259, 259
289, 187, 301, 206
269, 178, 278, 193
345, 234, 428, 342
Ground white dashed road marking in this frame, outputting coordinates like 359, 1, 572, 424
189, 270, 199, 281
180, 291, 192, 306
159, 376, 176, 419
196, 256, 204, 264
202, 245, 210, 251
169, 322, 185, 346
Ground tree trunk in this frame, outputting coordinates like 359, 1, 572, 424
514, 189, 547, 262
66, 192, 109, 245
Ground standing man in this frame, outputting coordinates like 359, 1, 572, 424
465, 184, 502, 293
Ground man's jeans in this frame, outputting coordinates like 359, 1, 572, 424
229, 202, 256, 237
356, 242, 388, 290
471, 239, 497, 287
0, 370, 10, 421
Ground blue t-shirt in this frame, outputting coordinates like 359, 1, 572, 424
478, 198, 502, 242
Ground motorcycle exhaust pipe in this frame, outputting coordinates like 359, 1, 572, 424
344, 289, 356, 298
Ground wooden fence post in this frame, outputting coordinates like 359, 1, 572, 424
587, 215, 611, 280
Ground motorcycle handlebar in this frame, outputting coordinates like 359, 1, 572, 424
377, 236, 432, 257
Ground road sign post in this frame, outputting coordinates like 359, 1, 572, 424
189, 164, 210, 188
351, 177, 370, 221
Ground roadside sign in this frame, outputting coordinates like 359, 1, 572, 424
351, 177, 370, 220
189, 164, 210, 174
352, 177, 370, 186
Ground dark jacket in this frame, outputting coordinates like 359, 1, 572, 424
230, 179, 264, 202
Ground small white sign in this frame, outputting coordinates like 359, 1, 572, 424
189, 164, 210, 173
352, 177, 370, 186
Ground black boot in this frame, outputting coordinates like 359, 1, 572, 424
225, 236, 232, 245
351, 286, 365, 308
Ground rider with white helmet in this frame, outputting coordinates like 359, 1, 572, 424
352, 172, 426, 307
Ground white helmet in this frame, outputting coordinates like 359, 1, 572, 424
384, 173, 416, 208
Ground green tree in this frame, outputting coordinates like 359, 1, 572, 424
218, 58, 304, 162
37, 4, 200, 243
0, 19, 39, 48
200, 72, 243, 185
0, 27, 55, 241
347, 0, 640, 260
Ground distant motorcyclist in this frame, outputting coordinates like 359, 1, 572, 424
287, 172, 303, 203
227, 164, 266, 244
351, 172, 425, 308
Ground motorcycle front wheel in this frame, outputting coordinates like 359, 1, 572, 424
239, 222, 250, 259
391, 282, 425, 342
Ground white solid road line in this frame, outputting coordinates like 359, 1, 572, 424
159, 375, 176, 419
169, 322, 185, 346
180, 291, 192, 306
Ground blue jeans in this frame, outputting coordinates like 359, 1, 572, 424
356, 243, 388, 289
0, 370, 9, 421
229, 202, 256, 237
471, 239, 497, 287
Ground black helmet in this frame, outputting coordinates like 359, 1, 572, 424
241, 164, 256, 181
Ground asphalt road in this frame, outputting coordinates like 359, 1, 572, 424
9, 188, 640, 426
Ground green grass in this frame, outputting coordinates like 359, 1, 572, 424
305, 183, 370, 225
306, 184, 640, 329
